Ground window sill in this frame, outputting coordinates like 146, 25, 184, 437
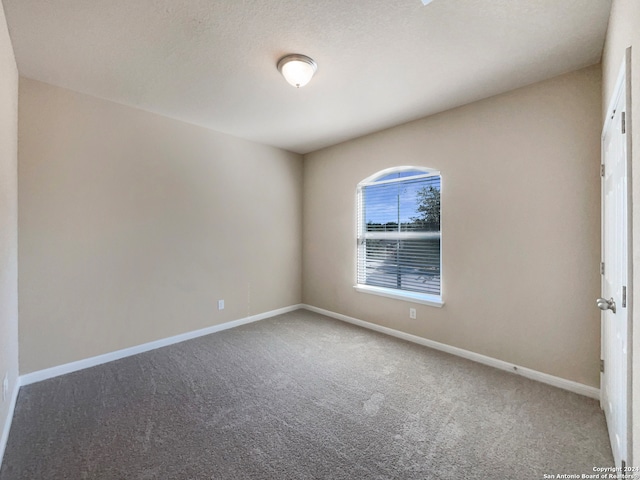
353, 285, 444, 308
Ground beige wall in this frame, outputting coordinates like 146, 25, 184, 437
0, 0, 18, 460
18, 78, 303, 374
303, 65, 602, 388
602, 0, 640, 467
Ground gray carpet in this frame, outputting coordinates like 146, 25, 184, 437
0, 309, 612, 479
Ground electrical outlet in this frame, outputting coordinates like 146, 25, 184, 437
2, 373, 8, 402
218, 300, 224, 310
409, 308, 416, 319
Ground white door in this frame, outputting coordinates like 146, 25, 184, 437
600, 58, 629, 469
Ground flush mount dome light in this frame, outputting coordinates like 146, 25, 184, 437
277, 54, 317, 88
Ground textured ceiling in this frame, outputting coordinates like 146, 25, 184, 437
4, 0, 612, 154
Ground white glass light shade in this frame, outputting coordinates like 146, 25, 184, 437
277, 54, 317, 88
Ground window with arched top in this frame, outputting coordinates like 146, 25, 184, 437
355, 166, 442, 307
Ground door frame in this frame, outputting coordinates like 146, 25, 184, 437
601, 46, 633, 467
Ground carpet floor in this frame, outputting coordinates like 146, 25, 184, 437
0, 309, 613, 479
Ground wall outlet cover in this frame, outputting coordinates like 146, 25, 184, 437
218, 300, 224, 310
409, 308, 417, 319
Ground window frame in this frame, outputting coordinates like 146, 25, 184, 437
354, 166, 444, 308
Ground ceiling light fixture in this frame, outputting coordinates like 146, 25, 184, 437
277, 54, 317, 88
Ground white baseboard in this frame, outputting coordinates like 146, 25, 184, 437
302, 304, 600, 400
0, 376, 20, 470
17, 301, 600, 396
20, 304, 303, 386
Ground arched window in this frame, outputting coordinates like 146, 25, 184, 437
355, 166, 442, 306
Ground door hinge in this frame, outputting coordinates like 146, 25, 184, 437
622, 112, 626, 134
622, 286, 627, 308
600, 262, 605, 275
600, 164, 605, 177
600, 359, 604, 373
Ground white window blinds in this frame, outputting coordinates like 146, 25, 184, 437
357, 169, 441, 298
